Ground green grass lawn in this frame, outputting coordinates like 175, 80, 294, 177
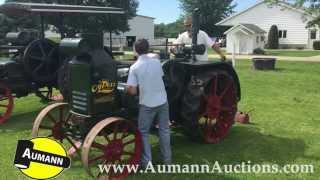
208, 48, 320, 57
1, 60, 320, 179
265, 50, 320, 57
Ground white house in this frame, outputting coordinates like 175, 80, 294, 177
217, 0, 320, 53
104, 15, 155, 47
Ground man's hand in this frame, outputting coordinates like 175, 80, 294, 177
221, 55, 227, 62
126, 85, 138, 96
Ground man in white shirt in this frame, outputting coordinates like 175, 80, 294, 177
174, 17, 226, 61
126, 39, 171, 168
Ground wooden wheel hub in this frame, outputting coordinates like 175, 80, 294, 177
104, 139, 124, 161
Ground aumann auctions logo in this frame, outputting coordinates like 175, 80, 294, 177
14, 138, 71, 179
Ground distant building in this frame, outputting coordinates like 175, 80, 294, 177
43, 15, 155, 48
104, 15, 155, 48
216, 1, 320, 54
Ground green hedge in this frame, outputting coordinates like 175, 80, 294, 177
313, 41, 320, 50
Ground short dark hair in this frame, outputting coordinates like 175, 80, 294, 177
134, 39, 149, 55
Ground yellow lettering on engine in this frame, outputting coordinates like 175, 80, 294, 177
92, 80, 116, 94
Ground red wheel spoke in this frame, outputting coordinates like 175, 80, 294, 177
123, 139, 135, 146
92, 142, 106, 150
39, 125, 52, 130
89, 155, 105, 164
212, 75, 218, 95
59, 107, 64, 122
121, 124, 129, 139
219, 80, 232, 98
121, 133, 130, 139
113, 123, 119, 139
104, 134, 111, 142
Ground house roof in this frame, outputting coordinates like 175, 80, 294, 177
224, 23, 266, 35
241, 24, 266, 33
136, 15, 155, 20
216, 0, 315, 26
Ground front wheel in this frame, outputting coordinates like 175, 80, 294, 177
82, 117, 142, 179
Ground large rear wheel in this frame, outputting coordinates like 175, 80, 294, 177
181, 71, 238, 144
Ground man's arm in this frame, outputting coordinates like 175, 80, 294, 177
126, 67, 138, 96
212, 43, 226, 62
203, 31, 226, 61
174, 33, 184, 45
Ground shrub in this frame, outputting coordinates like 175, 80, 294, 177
267, 25, 279, 49
253, 48, 266, 55
313, 41, 320, 50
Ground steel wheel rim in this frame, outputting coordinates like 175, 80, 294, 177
82, 117, 142, 178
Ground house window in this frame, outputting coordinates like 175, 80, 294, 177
311, 30, 317, 39
261, 36, 265, 42
279, 30, 287, 38
256, 36, 259, 43
279, 31, 282, 38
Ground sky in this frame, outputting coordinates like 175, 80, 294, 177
138, 0, 258, 24
0, 0, 258, 24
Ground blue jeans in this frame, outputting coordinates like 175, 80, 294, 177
138, 102, 171, 167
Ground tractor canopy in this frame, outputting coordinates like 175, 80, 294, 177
0, 2, 124, 17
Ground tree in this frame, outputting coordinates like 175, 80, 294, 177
2, 0, 138, 36
178, 0, 235, 37
268, 25, 279, 49
155, 18, 184, 38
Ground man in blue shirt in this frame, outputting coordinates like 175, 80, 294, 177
126, 39, 172, 168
